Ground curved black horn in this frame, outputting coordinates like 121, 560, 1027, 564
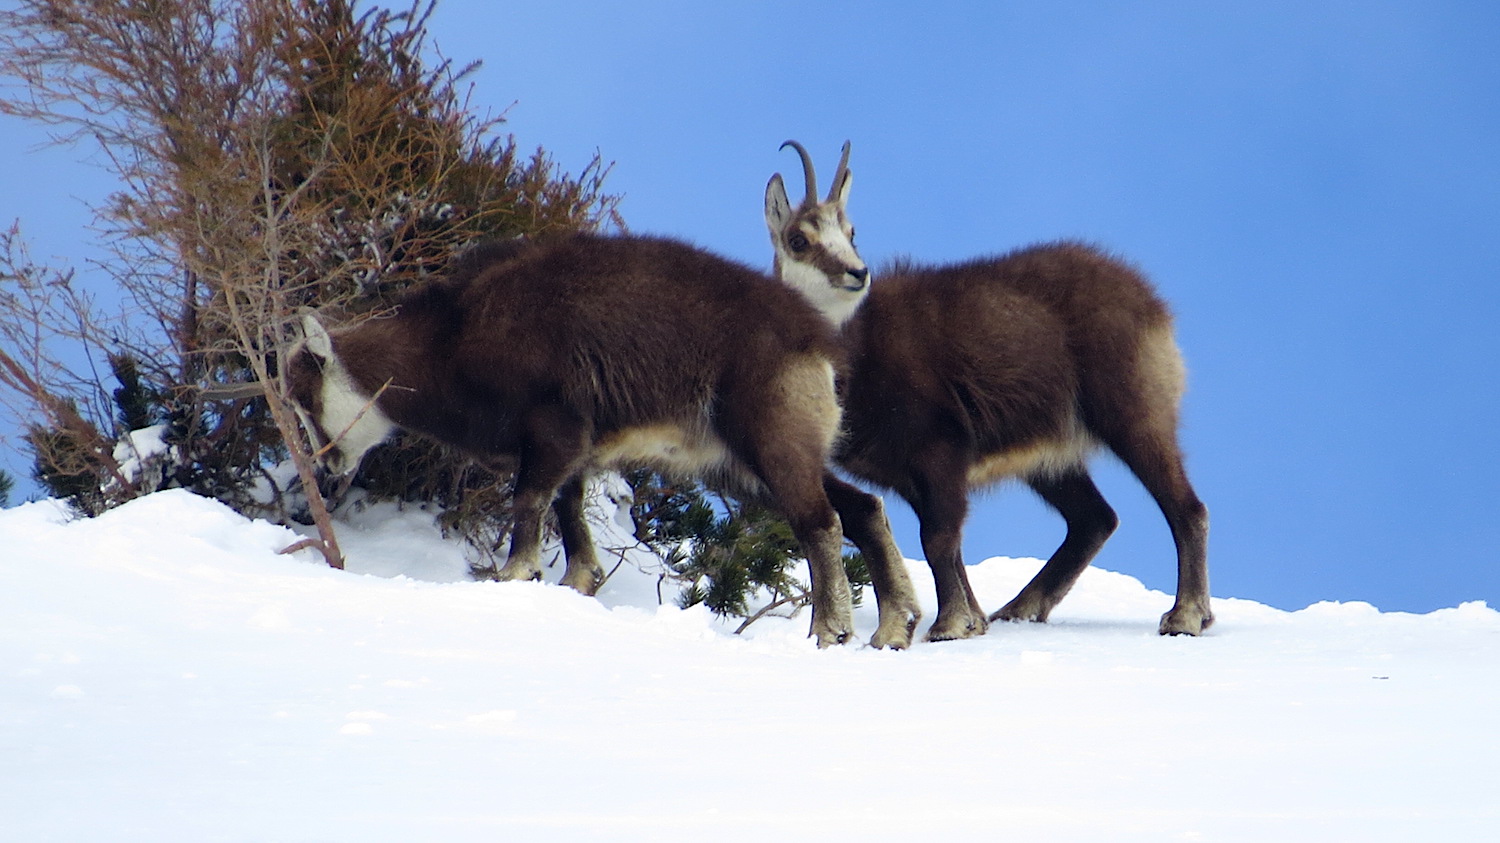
826, 140, 851, 203
779, 140, 818, 207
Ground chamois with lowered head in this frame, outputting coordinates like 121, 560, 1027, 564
282, 232, 922, 648
765, 141, 1211, 640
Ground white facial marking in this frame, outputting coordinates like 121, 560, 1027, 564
813, 206, 865, 280
771, 208, 869, 327
779, 254, 866, 327
315, 351, 396, 476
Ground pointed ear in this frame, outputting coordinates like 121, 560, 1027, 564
301, 312, 334, 360
765, 173, 793, 236
833, 168, 853, 210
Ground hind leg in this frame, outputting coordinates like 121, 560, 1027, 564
757, 459, 853, 647
766, 471, 854, 647
825, 475, 921, 649
1121, 440, 1211, 635
993, 470, 1118, 624
1101, 420, 1212, 634
553, 474, 606, 595
731, 360, 855, 647
483, 408, 589, 585
1085, 325, 1212, 634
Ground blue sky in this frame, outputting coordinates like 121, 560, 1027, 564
3, 1, 1497, 614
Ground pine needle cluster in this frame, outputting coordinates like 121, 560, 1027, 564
624, 470, 870, 630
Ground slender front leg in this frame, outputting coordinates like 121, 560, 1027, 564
910, 463, 988, 641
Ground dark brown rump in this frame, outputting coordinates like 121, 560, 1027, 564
987, 243, 1181, 440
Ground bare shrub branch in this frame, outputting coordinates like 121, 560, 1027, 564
1, 0, 618, 563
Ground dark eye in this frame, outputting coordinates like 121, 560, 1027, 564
849, 227, 856, 244
788, 233, 809, 252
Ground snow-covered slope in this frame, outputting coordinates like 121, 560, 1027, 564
3, 490, 1496, 841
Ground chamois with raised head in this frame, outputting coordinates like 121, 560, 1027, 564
765, 141, 1211, 640
282, 232, 922, 648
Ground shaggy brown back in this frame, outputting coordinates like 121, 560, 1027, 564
330, 233, 845, 462
837, 240, 1177, 494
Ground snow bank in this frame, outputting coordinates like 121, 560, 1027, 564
3, 490, 1496, 840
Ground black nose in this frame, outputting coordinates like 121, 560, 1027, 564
846, 267, 870, 287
